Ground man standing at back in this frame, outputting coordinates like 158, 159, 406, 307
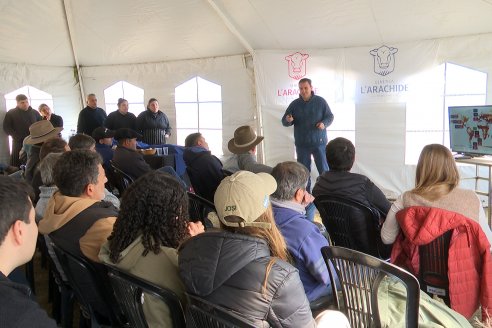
3, 94, 41, 167
77, 94, 107, 135
282, 78, 334, 191
0, 176, 56, 327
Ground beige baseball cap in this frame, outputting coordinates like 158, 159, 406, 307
214, 171, 277, 229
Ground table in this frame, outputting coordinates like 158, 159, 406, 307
455, 156, 492, 227
143, 154, 176, 170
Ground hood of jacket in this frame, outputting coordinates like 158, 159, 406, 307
396, 206, 472, 245
183, 146, 210, 166
38, 191, 99, 234
179, 231, 270, 297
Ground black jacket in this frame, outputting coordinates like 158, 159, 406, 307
0, 272, 56, 327
312, 170, 391, 218
136, 110, 171, 145
77, 106, 107, 135
179, 231, 316, 328
112, 146, 151, 180
183, 146, 224, 202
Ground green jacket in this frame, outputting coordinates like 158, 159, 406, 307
99, 236, 186, 328
378, 277, 472, 328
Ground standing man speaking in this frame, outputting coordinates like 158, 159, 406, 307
282, 78, 334, 191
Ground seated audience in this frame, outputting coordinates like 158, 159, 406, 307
99, 171, 204, 327
223, 125, 273, 174
270, 161, 335, 303
35, 153, 62, 221
382, 144, 492, 321
312, 137, 391, 219
38, 150, 117, 262
24, 120, 63, 183
31, 137, 69, 203
68, 133, 120, 208
92, 127, 115, 171
183, 132, 225, 202
382, 143, 492, 245
69, 133, 96, 151
38, 103, 63, 129
179, 171, 316, 327
104, 98, 137, 131
0, 176, 57, 327
112, 128, 183, 186
136, 98, 171, 145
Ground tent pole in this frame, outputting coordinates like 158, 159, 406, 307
205, 0, 266, 165
62, 0, 85, 109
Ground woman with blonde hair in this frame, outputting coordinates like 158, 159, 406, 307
179, 171, 349, 327
381, 143, 492, 244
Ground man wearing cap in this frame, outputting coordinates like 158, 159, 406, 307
92, 127, 115, 172
270, 161, 335, 304
179, 171, 317, 327
113, 128, 186, 186
222, 125, 273, 174
112, 128, 151, 180
23, 121, 63, 184
77, 94, 107, 136
3, 94, 42, 167
282, 78, 334, 191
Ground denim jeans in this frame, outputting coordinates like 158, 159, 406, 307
296, 144, 329, 191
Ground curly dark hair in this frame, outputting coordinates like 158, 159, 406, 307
107, 171, 190, 263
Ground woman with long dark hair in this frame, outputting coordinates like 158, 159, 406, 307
99, 171, 203, 327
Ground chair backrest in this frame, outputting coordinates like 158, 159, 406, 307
187, 191, 216, 227
322, 246, 420, 328
186, 293, 258, 328
110, 160, 134, 196
314, 195, 384, 258
51, 242, 127, 327
419, 230, 452, 306
105, 265, 186, 328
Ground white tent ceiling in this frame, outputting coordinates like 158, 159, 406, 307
1, 0, 492, 67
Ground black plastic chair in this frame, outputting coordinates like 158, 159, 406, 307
314, 195, 390, 258
105, 265, 186, 328
110, 160, 134, 197
51, 243, 128, 328
187, 191, 217, 227
419, 230, 452, 306
322, 246, 420, 328
186, 293, 257, 328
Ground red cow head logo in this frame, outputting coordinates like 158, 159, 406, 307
285, 52, 309, 80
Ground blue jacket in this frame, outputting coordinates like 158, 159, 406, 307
95, 143, 114, 170
272, 203, 332, 302
282, 93, 334, 147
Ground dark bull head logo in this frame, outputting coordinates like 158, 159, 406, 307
370, 45, 398, 76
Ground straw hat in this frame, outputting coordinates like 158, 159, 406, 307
227, 125, 264, 154
24, 120, 63, 145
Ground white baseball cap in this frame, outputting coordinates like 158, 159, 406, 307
214, 171, 277, 229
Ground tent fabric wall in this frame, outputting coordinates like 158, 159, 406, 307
80, 55, 255, 154
0, 63, 80, 164
0, 55, 255, 164
254, 33, 492, 195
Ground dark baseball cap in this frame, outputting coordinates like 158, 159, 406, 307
92, 127, 115, 141
114, 128, 142, 141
